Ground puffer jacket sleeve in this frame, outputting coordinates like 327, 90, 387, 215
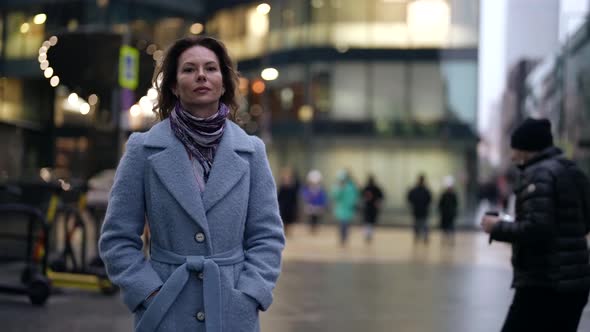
98, 133, 163, 312
491, 168, 555, 244
235, 136, 285, 311
572, 167, 590, 234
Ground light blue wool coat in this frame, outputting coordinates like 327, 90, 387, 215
99, 119, 285, 332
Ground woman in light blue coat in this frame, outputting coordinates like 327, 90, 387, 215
99, 36, 285, 332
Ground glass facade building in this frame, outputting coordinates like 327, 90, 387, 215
209, 0, 478, 59
0, 0, 480, 224
0, 0, 206, 179
525, 17, 590, 176
206, 0, 480, 223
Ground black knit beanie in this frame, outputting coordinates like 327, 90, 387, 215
510, 118, 553, 151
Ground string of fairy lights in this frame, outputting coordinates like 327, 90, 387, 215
37, 4, 277, 125
38, 35, 98, 115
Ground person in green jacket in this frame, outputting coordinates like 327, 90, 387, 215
331, 169, 359, 246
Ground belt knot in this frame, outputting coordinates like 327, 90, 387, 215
185, 256, 205, 272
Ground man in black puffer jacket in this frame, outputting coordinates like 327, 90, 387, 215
481, 117, 590, 332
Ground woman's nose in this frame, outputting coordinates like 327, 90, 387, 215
196, 68, 206, 81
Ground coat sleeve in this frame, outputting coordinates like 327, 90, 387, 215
572, 167, 590, 234
235, 137, 285, 311
98, 133, 163, 312
491, 169, 555, 244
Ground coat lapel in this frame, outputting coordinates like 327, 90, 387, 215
203, 120, 254, 212
144, 120, 209, 231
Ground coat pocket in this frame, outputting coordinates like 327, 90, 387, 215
134, 287, 177, 332
224, 288, 260, 332
133, 290, 159, 329
232, 262, 245, 287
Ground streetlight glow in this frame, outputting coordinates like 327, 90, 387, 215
33, 14, 47, 25
252, 80, 266, 94
190, 23, 204, 35
68, 93, 79, 106
50, 76, 60, 87
257, 3, 271, 15
20, 23, 30, 34
261, 68, 279, 81
80, 103, 90, 115
298, 105, 314, 123
88, 94, 99, 106
44, 67, 54, 78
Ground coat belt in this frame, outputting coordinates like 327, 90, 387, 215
136, 244, 245, 332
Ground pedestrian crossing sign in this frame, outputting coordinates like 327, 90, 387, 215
119, 45, 139, 90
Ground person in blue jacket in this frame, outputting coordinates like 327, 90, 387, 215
99, 36, 285, 332
301, 169, 328, 234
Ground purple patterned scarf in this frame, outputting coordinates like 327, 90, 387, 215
169, 102, 230, 182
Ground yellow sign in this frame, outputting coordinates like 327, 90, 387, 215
119, 45, 139, 90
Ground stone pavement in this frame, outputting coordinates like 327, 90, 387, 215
0, 224, 589, 332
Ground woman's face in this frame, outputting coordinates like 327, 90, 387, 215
172, 45, 224, 117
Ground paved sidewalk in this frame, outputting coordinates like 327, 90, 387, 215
0, 225, 588, 332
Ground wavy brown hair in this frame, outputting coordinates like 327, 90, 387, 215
153, 36, 239, 120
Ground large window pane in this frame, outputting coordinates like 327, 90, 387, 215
0, 78, 24, 123
370, 63, 407, 121
0, 15, 3, 56
0, 78, 48, 125
308, 0, 333, 46
410, 63, 444, 122
441, 60, 477, 124
310, 62, 331, 116
266, 65, 306, 122
5, 11, 45, 59
209, 5, 269, 60
329, 0, 369, 48
269, 0, 307, 50
448, 0, 479, 47
330, 63, 368, 120
406, 0, 451, 47
153, 18, 186, 49
368, 1, 407, 48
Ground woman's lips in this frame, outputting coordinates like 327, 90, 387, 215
194, 87, 210, 93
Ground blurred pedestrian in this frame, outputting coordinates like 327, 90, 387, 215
481, 118, 590, 332
277, 167, 299, 237
361, 174, 384, 244
99, 36, 285, 332
407, 174, 432, 245
331, 169, 359, 246
301, 170, 328, 235
438, 175, 458, 246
